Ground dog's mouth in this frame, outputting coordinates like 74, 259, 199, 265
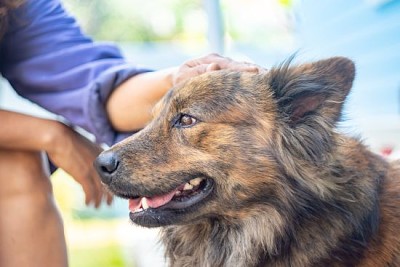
127, 177, 213, 225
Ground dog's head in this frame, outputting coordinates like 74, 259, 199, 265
95, 57, 355, 228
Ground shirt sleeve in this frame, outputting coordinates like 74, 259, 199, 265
0, 0, 151, 145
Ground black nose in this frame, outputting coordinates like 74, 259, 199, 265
94, 150, 120, 184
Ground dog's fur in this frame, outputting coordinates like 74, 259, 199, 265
97, 57, 400, 266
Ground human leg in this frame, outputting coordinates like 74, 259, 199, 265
0, 149, 68, 267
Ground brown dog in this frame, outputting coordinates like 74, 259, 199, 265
95, 57, 400, 266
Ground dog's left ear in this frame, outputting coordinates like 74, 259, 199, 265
268, 57, 355, 126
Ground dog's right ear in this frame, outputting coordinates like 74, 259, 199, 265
266, 57, 355, 168
268, 57, 355, 127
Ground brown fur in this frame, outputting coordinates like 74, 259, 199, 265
97, 57, 400, 266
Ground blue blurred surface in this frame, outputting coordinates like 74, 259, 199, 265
295, 0, 400, 119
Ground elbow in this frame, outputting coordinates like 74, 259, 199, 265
106, 99, 149, 132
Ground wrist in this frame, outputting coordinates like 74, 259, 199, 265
39, 120, 67, 155
0, 110, 70, 153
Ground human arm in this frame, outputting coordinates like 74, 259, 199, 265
0, 109, 111, 207
0, 0, 150, 146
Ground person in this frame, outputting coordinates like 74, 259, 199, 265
0, 0, 263, 266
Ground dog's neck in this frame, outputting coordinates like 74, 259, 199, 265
161, 208, 378, 267
161, 217, 276, 267
160, 138, 387, 267
162, 208, 379, 267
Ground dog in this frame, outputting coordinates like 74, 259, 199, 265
95, 57, 400, 266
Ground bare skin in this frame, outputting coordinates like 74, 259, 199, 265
0, 53, 264, 267
0, 111, 111, 267
0, 150, 68, 267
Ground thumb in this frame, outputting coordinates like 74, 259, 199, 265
174, 64, 214, 85
206, 63, 221, 72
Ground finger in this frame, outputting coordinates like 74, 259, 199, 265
190, 63, 221, 75
97, 173, 113, 207
106, 190, 114, 206
206, 62, 221, 72
174, 64, 215, 85
84, 171, 100, 207
79, 177, 95, 206
184, 53, 227, 68
93, 185, 101, 208
189, 54, 264, 74
226, 63, 261, 73
202, 53, 264, 72
197, 61, 259, 74
91, 172, 104, 208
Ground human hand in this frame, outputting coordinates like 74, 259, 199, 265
172, 53, 266, 85
46, 123, 113, 208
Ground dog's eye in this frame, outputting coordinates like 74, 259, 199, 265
175, 114, 198, 128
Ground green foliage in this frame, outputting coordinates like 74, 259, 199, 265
69, 243, 127, 267
62, 0, 295, 53
63, 0, 203, 42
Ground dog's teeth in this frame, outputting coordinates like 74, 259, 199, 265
189, 178, 202, 186
142, 197, 149, 210
134, 208, 143, 213
183, 183, 194, 191
175, 191, 182, 196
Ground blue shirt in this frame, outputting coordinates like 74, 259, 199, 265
0, 0, 151, 145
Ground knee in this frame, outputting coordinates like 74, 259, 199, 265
0, 149, 53, 200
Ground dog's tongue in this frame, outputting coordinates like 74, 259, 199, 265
129, 198, 142, 212
128, 188, 179, 212
144, 190, 177, 208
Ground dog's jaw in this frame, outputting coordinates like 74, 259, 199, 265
126, 177, 215, 227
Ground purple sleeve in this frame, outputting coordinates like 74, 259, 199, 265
0, 0, 151, 145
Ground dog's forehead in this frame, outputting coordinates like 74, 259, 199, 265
176, 72, 231, 96
151, 70, 269, 121
173, 71, 260, 106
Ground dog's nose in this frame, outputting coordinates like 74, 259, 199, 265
94, 150, 120, 184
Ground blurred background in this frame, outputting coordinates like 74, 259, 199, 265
0, 0, 399, 266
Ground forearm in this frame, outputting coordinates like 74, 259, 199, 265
0, 111, 110, 207
0, 110, 60, 152
106, 67, 176, 131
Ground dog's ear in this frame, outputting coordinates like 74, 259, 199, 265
268, 57, 355, 126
